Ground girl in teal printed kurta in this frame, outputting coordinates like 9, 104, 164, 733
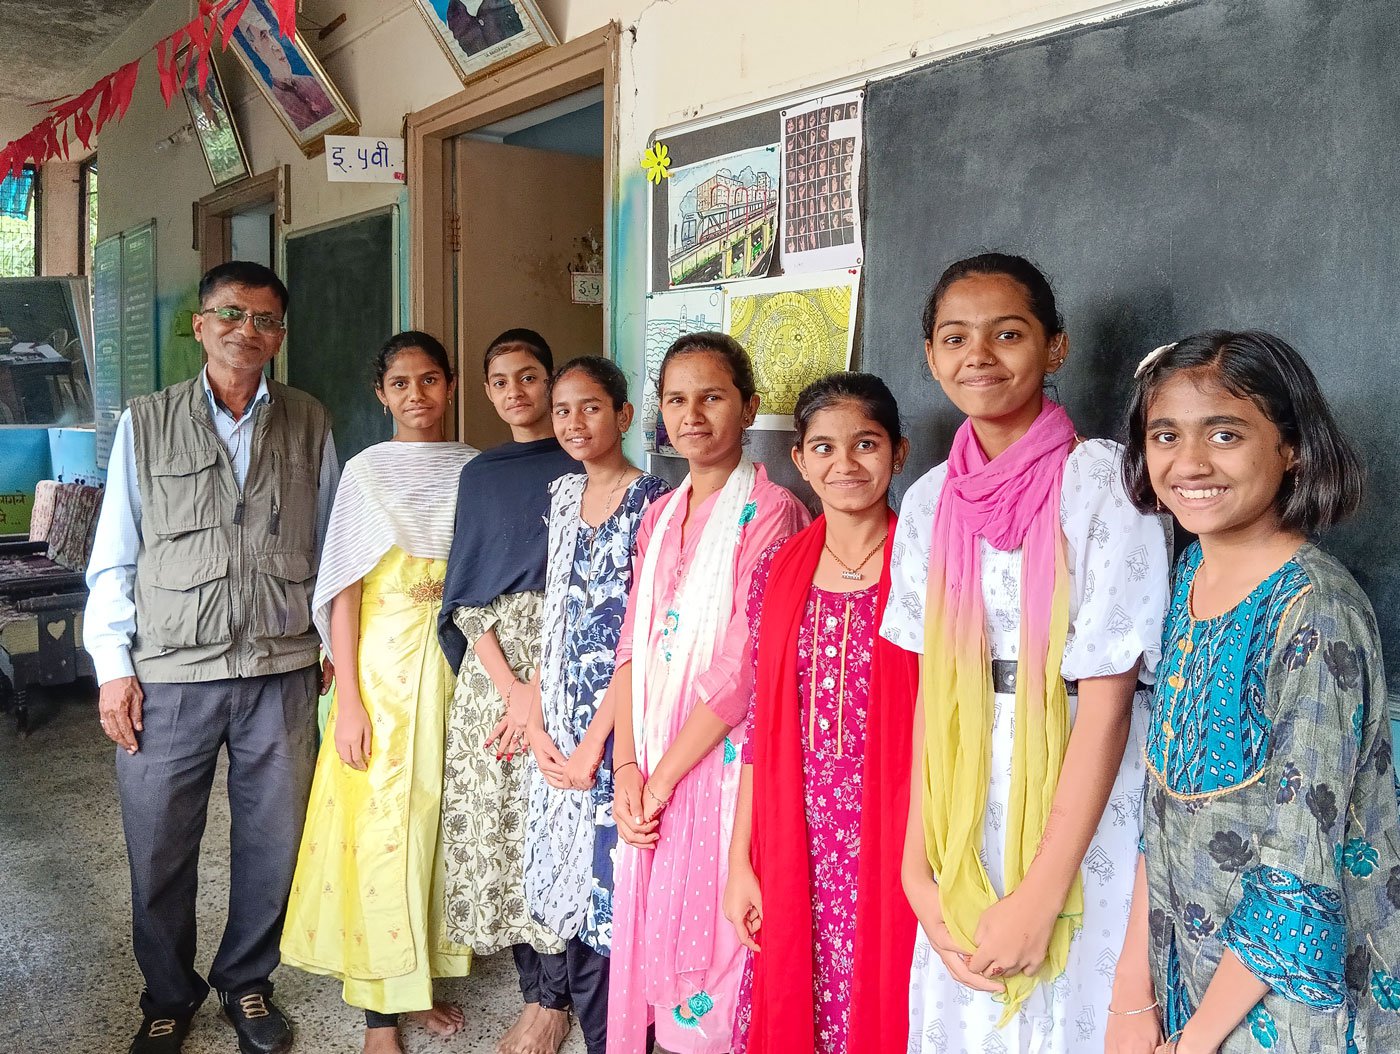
1108, 331, 1400, 1054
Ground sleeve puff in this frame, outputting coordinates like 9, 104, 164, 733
1059, 439, 1172, 683
879, 466, 942, 654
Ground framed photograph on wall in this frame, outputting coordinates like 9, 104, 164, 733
412, 0, 559, 85
180, 50, 251, 188
228, 0, 358, 157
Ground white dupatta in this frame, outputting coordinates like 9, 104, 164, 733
312, 441, 478, 651
630, 458, 756, 773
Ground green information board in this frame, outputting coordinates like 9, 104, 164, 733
92, 235, 122, 467
92, 220, 157, 469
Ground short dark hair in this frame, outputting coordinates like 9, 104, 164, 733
551, 355, 629, 410
1122, 330, 1363, 533
374, 330, 454, 388
920, 252, 1063, 341
658, 331, 757, 402
793, 371, 903, 447
199, 260, 289, 314
484, 328, 553, 377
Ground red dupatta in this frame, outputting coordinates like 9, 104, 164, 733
747, 509, 919, 1054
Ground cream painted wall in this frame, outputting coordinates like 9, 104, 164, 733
43, 0, 1155, 386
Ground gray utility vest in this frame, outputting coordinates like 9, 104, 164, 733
128, 376, 331, 683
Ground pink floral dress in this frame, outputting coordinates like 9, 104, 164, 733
733, 542, 880, 1054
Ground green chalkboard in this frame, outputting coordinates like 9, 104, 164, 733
92, 221, 157, 469
285, 208, 396, 467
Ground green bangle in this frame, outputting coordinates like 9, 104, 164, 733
614, 760, 638, 775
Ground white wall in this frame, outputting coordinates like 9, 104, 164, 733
37, 0, 1154, 384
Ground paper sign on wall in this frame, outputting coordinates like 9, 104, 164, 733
325, 136, 406, 183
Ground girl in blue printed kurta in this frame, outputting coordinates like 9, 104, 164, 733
525, 356, 669, 1054
1109, 331, 1400, 1054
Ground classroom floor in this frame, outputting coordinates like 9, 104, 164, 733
0, 686, 587, 1054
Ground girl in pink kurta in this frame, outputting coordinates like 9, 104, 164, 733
606, 333, 809, 1054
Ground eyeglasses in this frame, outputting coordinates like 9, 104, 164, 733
200, 306, 287, 334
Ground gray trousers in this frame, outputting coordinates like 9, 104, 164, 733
116, 667, 318, 1017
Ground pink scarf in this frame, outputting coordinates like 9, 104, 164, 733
921, 397, 1081, 1021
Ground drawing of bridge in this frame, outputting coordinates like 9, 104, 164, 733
669, 168, 776, 286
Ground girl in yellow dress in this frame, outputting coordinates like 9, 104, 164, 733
282, 332, 478, 1054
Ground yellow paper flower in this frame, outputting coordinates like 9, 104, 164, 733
642, 141, 672, 184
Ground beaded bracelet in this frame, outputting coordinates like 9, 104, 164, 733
1107, 1000, 1159, 1017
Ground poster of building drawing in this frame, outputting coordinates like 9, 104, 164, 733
780, 90, 864, 274
724, 270, 859, 430
643, 286, 727, 450
665, 145, 780, 288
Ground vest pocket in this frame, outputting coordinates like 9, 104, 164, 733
252, 551, 316, 639
146, 447, 221, 537
138, 554, 232, 647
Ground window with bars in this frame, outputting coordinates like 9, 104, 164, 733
0, 166, 40, 277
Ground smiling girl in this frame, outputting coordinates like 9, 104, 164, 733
1113, 331, 1400, 1054
606, 333, 809, 1054
725, 373, 920, 1054
524, 356, 670, 1054
438, 329, 577, 1054
883, 254, 1171, 1052
282, 331, 476, 1053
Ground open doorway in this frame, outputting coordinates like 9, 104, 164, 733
455, 87, 604, 448
407, 24, 618, 448
228, 200, 276, 270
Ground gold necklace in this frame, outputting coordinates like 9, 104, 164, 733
823, 533, 888, 581
586, 468, 631, 530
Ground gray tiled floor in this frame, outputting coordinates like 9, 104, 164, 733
0, 687, 585, 1054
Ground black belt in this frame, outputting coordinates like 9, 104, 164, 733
990, 660, 1150, 696
991, 659, 1077, 696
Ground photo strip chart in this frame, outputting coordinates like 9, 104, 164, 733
779, 89, 864, 273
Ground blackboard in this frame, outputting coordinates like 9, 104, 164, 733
861, 0, 1400, 689
285, 208, 396, 467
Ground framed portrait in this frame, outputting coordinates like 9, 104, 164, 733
180, 50, 250, 188
228, 0, 358, 158
412, 0, 560, 85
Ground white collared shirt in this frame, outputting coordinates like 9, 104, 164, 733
83, 367, 340, 684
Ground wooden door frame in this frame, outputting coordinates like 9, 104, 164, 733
192, 166, 291, 378
407, 22, 619, 436
192, 165, 290, 271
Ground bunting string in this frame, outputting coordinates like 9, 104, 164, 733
0, 0, 297, 180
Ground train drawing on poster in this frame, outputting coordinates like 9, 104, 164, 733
665, 145, 780, 288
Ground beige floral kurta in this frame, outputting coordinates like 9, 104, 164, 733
441, 590, 565, 955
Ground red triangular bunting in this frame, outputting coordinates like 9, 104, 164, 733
111, 59, 142, 123
220, 0, 253, 48
271, 0, 297, 40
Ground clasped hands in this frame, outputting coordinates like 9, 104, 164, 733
613, 762, 673, 849
924, 882, 1061, 993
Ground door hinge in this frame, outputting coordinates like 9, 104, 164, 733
447, 211, 462, 253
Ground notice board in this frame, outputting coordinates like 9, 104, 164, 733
92, 220, 157, 468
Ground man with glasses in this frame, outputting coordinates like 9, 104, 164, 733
85, 260, 340, 1054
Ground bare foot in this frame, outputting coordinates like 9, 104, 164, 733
409, 1001, 466, 1038
363, 1024, 403, 1054
513, 1006, 570, 1054
497, 1003, 537, 1054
